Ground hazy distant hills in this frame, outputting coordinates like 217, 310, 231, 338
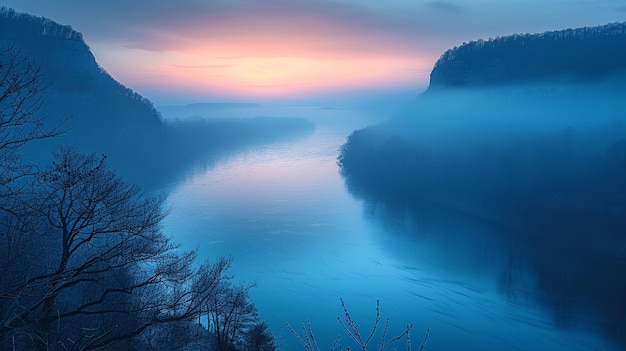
158, 103, 262, 120
339, 21, 626, 257
0, 7, 313, 187
428, 22, 626, 90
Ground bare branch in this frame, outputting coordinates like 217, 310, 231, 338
289, 299, 423, 351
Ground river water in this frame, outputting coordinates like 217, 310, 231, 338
160, 106, 622, 351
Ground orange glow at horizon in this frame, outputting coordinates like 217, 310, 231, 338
111, 47, 431, 99
96, 7, 435, 100
166, 53, 425, 96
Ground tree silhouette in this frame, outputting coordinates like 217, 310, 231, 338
204, 279, 259, 351
0, 46, 66, 196
0, 146, 236, 350
0, 47, 271, 351
243, 322, 277, 351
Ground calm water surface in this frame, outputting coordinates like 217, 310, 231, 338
160, 107, 621, 351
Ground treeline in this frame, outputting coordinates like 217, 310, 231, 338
338, 88, 626, 349
0, 6, 81, 41
339, 91, 626, 257
429, 22, 626, 89
340, 22, 626, 348
0, 6, 157, 116
0, 47, 276, 351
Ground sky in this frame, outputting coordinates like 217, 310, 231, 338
3, 0, 626, 105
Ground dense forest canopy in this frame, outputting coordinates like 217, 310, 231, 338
429, 22, 626, 89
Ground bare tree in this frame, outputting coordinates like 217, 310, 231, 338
0, 45, 271, 351
0, 147, 233, 350
0, 45, 69, 350
204, 279, 259, 351
287, 299, 429, 351
0, 46, 66, 193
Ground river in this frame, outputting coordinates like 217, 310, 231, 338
159, 105, 621, 351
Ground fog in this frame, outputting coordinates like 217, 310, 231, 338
397, 82, 625, 139
6, 6, 626, 350
13, 74, 626, 350
344, 82, 626, 234
23, 101, 315, 190
337, 81, 626, 349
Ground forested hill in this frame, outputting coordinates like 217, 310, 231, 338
339, 24, 626, 347
0, 7, 313, 187
0, 6, 163, 130
0, 5, 166, 174
428, 22, 626, 90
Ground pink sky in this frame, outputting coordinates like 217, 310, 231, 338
92, 3, 437, 103
4, 0, 625, 104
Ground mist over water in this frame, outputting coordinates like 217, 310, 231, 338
160, 98, 624, 351
339, 83, 626, 350
4, 8, 626, 350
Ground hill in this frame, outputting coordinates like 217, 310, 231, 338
0, 7, 163, 132
428, 22, 626, 90
338, 21, 626, 266
338, 23, 626, 348
0, 7, 313, 187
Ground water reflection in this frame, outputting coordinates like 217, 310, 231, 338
161, 107, 621, 351
354, 191, 626, 350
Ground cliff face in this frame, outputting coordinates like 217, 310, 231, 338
428, 22, 626, 90
0, 7, 163, 134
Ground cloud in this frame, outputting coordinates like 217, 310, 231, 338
424, 1, 464, 15
107, 0, 422, 57
4, 0, 437, 57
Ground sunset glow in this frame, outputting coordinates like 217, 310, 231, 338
93, 6, 434, 100
121, 50, 430, 99
6, 0, 625, 103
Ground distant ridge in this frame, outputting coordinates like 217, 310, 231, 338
0, 6, 165, 151
0, 7, 314, 187
184, 103, 261, 108
0, 6, 82, 40
428, 22, 626, 90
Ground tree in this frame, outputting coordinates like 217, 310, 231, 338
287, 299, 428, 351
0, 46, 65, 193
0, 45, 276, 351
0, 146, 233, 350
243, 322, 277, 351
0, 45, 67, 351
204, 279, 259, 351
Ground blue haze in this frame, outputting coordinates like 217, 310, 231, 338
4, 9, 625, 350
159, 105, 621, 351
